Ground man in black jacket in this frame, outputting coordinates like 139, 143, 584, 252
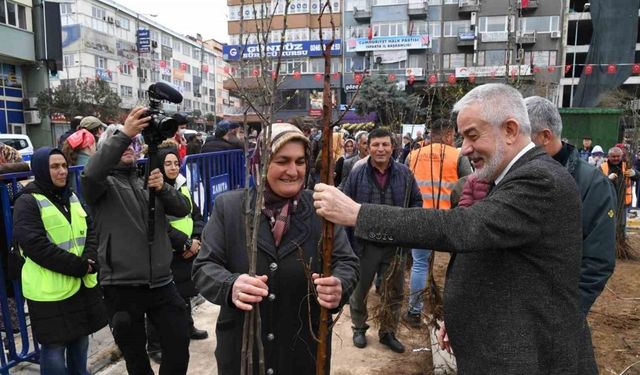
526, 95, 616, 315
81, 107, 191, 375
201, 120, 243, 153
313, 84, 597, 374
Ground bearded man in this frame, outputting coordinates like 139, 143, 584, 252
312, 83, 597, 374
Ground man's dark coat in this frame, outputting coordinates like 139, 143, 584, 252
353, 147, 597, 374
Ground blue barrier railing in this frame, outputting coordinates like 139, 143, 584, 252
181, 150, 246, 220
0, 150, 244, 373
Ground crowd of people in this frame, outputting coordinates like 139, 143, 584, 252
0, 82, 636, 374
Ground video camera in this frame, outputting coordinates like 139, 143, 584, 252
143, 82, 183, 147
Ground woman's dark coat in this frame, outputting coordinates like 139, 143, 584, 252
192, 189, 359, 375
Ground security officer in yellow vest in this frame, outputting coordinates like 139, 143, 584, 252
145, 145, 208, 364
13, 147, 107, 374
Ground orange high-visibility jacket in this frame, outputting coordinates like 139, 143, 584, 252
409, 143, 459, 209
600, 161, 632, 206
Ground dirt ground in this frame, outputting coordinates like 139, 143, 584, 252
588, 235, 640, 375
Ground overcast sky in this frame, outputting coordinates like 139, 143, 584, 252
115, 0, 229, 43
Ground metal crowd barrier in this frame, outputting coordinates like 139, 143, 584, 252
0, 150, 245, 373
181, 150, 246, 220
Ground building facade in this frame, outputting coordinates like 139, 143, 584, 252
223, 0, 344, 123
223, 0, 576, 123
52, 0, 228, 136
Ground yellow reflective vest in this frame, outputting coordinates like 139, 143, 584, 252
168, 185, 193, 238
21, 193, 97, 302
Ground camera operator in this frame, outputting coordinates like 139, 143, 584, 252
81, 106, 191, 375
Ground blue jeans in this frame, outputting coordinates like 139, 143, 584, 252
408, 249, 432, 315
39, 335, 89, 375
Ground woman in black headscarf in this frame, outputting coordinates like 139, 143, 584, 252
12, 147, 107, 374
146, 146, 208, 363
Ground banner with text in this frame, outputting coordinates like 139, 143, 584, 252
223, 39, 342, 61
346, 35, 430, 52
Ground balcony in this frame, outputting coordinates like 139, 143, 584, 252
517, 0, 538, 11
480, 31, 509, 43
407, 1, 427, 19
458, 0, 480, 14
516, 31, 536, 45
353, 7, 372, 22
457, 31, 476, 47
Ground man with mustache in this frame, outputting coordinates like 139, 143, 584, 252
312, 84, 597, 374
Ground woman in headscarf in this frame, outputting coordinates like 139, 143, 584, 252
61, 129, 96, 166
146, 145, 208, 363
193, 123, 359, 375
12, 147, 107, 374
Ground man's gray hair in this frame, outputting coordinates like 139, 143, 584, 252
453, 83, 531, 136
524, 96, 563, 138
608, 146, 623, 155
354, 130, 368, 142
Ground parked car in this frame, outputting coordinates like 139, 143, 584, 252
0, 133, 34, 163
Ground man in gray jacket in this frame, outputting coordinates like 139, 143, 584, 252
313, 84, 597, 374
81, 107, 191, 375
525, 96, 616, 315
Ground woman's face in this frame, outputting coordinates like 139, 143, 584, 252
344, 142, 355, 155
49, 154, 68, 188
267, 141, 306, 198
163, 153, 180, 180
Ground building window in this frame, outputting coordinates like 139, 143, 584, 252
95, 56, 107, 69
443, 20, 471, 37
161, 34, 172, 47
183, 99, 192, 109
151, 70, 160, 81
1, 1, 27, 30
63, 54, 75, 68
161, 74, 171, 82
60, 3, 72, 15
523, 50, 557, 66
270, 28, 309, 42
183, 43, 192, 57
478, 16, 513, 33
373, 22, 406, 37
479, 50, 508, 66
184, 81, 192, 91
273, 59, 309, 75
120, 85, 133, 97
442, 53, 472, 69
120, 63, 132, 75
311, 0, 340, 13
345, 0, 368, 11
519, 16, 560, 33
345, 56, 370, 72
309, 57, 341, 73
372, 0, 408, 5
91, 6, 106, 20
116, 16, 129, 30
408, 21, 429, 36
310, 27, 340, 41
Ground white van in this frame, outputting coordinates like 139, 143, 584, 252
0, 133, 34, 163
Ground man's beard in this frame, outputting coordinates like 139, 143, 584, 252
473, 141, 505, 182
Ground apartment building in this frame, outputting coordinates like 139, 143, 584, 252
223, 0, 343, 122
53, 0, 228, 134
344, 0, 563, 97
